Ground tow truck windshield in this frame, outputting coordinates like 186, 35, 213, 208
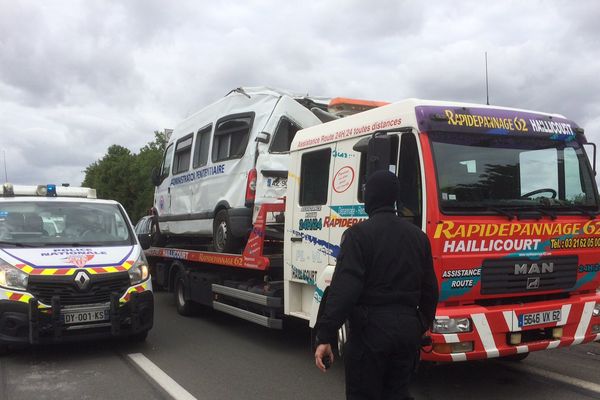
0, 201, 134, 246
429, 131, 599, 214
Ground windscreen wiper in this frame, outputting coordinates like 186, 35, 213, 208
485, 206, 516, 221
535, 207, 556, 220
0, 241, 37, 248
506, 204, 556, 220
537, 200, 598, 220
559, 205, 597, 220
65, 242, 104, 247
577, 208, 596, 219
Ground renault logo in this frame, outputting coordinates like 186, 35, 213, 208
74, 271, 91, 291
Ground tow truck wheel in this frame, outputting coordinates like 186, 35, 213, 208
500, 352, 530, 362
175, 272, 194, 316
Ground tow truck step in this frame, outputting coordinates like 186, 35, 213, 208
211, 284, 282, 307
212, 301, 282, 329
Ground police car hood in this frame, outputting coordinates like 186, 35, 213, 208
0, 246, 138, 269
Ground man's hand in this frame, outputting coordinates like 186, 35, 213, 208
314, 343, 334, 372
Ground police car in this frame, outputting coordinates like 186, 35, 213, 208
0, 183, 153, 351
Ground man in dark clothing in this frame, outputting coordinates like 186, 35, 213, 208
314, 170, 439, 400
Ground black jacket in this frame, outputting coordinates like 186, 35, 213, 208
315, 207, 438, 345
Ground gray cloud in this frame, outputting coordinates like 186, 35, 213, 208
1, 0, 600, 188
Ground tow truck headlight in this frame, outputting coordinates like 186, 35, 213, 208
128, 256, 149, 285
431, 317, 472, 334
0, 258, 28, 290
593, 303, 600, 318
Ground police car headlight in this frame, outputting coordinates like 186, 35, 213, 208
432, 317, 471, 334
0, 258, 28, 290
128, 256, 149, 285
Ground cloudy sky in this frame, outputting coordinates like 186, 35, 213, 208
1, 0, 599, 186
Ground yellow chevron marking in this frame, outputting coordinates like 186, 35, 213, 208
41, 269, 57, 275
22, 265, 34, 274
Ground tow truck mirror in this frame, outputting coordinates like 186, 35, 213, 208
583, 143, 596, 174
150, 167, 161, 186
138, 232, 152, 250
353, 137, 370, 153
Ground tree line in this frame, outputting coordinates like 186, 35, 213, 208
82, 131, 167, 224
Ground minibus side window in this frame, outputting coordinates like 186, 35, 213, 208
172, 134, 193, 175
299, 148, 332, 206
193, 125, 212, 168
270, 118, 300, 153
212, 114, 254, 162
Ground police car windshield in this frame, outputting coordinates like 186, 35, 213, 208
429, 132, 599, 213
0, 202, 134, 247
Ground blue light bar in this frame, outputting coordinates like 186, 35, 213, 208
46, 184, 57, 197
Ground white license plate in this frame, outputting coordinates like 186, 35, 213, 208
62, 309, 109, 325
268, 177, 287, 188
518, 309, 561, 327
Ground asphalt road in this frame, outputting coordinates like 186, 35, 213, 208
1, 291, 599, 400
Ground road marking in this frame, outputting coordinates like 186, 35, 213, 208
127, 353, 197, 400
502, 362, 600, 394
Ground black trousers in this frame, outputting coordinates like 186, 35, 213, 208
344, 308, 421, 400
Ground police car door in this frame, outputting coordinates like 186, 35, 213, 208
255, 96, 322, 220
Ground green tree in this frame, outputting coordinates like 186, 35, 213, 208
82, 130, 167, 223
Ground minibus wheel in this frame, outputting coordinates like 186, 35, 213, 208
213, 210, 241, 253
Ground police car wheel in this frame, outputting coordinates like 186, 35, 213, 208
130, 330, 149, 342
213, 210, 241, 253
175, 273, 194, 316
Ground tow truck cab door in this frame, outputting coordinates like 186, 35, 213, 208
288, 144, 336, 318
254, 95, 322, 221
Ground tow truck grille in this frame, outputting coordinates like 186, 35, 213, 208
480, 256, 577, 295
27, 272, 130, 306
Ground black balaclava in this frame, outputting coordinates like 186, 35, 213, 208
364, 170, 399, 216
